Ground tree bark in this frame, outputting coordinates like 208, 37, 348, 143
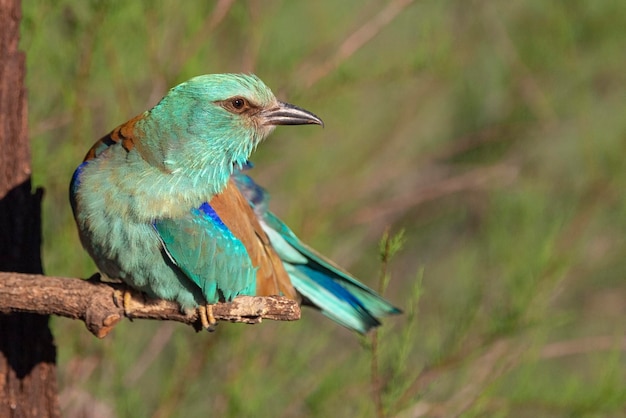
0, 0, 61, 416
0, 272, 301, 338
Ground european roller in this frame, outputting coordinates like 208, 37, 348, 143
70, 73, 400, 333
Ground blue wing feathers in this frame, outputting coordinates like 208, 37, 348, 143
153, 202, 257, 304
198, 202, 230, 231
233, 165, 401, 333
69, 161, 89, 216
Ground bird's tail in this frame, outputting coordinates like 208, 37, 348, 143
233, 164, 401, 333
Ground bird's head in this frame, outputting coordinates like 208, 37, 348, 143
141, 74, 322, 186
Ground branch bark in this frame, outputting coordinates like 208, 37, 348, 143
0, 272, 301, 338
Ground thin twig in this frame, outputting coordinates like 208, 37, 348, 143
483, 3, 555, 123
350, 163, 519, 226
300, 0, 417, 88
123, 323, 176, 386
540, 336, 626, 359
171, 0, 236, 77
371, 229, 396, 418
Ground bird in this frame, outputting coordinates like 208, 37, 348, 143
70, 73, 400, 333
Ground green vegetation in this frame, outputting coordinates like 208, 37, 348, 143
21, 0, 626, 416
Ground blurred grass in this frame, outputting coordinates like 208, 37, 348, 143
19, 0, 626, 416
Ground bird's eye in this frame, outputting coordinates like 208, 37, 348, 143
219, 97, 253, 114
232, 98, 246, 110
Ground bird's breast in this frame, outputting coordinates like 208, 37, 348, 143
79, 144, 225, 222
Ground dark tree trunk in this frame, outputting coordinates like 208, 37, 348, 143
0, 0, 60, 416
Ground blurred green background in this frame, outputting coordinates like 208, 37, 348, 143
20, 0, 626, 416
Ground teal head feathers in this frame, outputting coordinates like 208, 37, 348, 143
132, 73, 323, 194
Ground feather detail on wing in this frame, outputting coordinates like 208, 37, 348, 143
83, 113, 144, 161
232, 163, 401, 333
209, 180, 298, 301
153, 202, 257, 304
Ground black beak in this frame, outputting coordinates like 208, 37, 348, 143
262, 102, 324, 127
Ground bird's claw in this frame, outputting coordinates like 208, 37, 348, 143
198, 305, 218, 332
113, 288, 134, 320
123, 289, 133, 318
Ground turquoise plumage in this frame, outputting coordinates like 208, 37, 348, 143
232, 164, 401, 333
70, 73, 400, 333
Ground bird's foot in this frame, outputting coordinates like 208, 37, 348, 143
113, 287, 135, 319
197, 305, 218, 332
123, 289, 133, 318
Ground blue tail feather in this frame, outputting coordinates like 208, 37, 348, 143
286, 264, 381, 333
232, 165, 401, 333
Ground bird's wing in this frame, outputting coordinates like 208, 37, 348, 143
153, 201, 258, 304
267, 211, 400, 315
71, 115, 146, 213
209, 180, 298, 301
81, 113, 145, 161
232, 165, 401, 333
262, 212, 401, 326
154, 180, 298, 304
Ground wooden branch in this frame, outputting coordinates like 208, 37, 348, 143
0, 271, 301, 338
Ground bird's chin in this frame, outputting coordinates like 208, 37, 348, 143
255, 125, 276, 144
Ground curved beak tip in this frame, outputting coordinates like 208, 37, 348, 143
263, 102, 324, 127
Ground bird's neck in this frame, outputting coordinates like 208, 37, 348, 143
130, 104, 255, 206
